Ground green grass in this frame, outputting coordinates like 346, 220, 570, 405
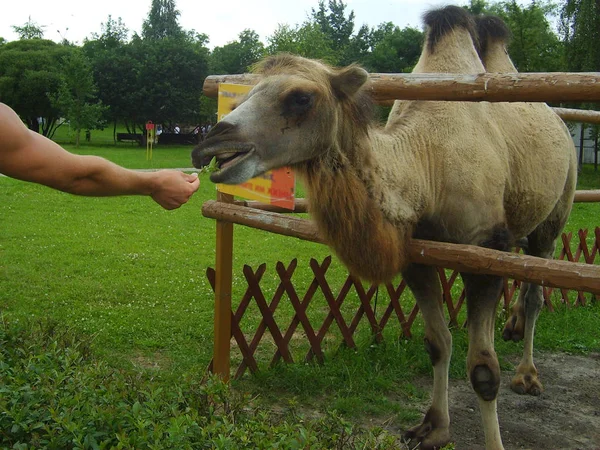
1, 146, 600, 444
62, 144, 196, 169
0, 318, 401, 449
52, 123, 134, 146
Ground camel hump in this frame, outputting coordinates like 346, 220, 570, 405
475, 14, 511, 59
423, 6, 478, 54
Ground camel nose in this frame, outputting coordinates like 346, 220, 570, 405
205, 121, 236, 140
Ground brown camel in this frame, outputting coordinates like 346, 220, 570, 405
192, 6, 576, 450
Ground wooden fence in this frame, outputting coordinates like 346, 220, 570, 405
203, 194, 600, 380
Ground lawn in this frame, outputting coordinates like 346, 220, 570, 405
1, 146, 600, 447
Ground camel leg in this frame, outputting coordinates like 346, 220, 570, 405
502, 282, 528, 342
463, 272, 505, 450
403, 264, 453, 449
510, 222, 561, 396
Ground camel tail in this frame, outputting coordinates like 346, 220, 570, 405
422, 6, 479, 54
474, 14, 511, 60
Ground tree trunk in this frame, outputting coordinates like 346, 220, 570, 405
27, 117, 40, 133
595, 131, 598, 172
579, 123, 586, 173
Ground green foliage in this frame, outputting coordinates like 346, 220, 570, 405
12, 16, 45, 40
198, 94, 217, 125
363, 24, 424, 73
489, 1, 564, 72
0, 39, 74, 135
465, 0, 491, 15
210, 29, 265, 74
49, 48, 107, 145
126, 35, 209, 132
83, 16, 210, 134
267, 22, 337, 62
0, 318, 401, 449
83, 19, 137, 138
312, 0, 355, 55
561, 0, 600, 72
142, 0, 184, 41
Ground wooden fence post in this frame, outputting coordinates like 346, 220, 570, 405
212, 191, 234, 381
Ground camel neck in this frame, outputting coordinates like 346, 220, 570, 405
298, 153, 411, 284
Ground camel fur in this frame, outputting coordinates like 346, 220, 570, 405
192, 6, 576, 450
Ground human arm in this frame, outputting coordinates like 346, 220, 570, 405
0, 103, 199, 209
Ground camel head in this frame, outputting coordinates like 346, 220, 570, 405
192, 54, 370, 184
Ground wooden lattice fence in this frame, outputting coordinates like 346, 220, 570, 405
206, 227, 600, 379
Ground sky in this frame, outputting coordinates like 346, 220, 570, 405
0, 0, 484, 49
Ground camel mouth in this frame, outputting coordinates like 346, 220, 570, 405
210, 148, 256, 182
192, 142, 259, 184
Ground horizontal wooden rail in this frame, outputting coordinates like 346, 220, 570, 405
574, 190, 600, 202
204, 72, 600, 104
233, 198, 308, 213
202, 200, 600, 295
553, 107, 600, 125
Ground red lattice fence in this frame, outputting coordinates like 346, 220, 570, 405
206, 227, 600, 379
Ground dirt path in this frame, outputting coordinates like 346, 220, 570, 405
403, 352, 600, 449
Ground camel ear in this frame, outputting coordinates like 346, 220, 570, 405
330, 66, 368, 98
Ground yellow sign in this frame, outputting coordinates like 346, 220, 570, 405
216, 84, 295, 210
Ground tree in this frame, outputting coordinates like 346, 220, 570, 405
0, 39, 72, 135
142, 0, 184, 40
466, 0, 564, 72
50, 49, 107, 147
210, 29, 265, 74
84, 16, 134, 141
464, 0, 491, 15
561, 0, 600, 169
561, 0, 600, 72
492, 1, 563, 72
312, 0, 355, 54
126, 35, 210, 133
12, 16, 45, 40
89, 15, 129, 48
267, 22, 336, 62
363, 24, 423, 73
82, 6, 211, 135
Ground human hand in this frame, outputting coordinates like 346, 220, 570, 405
150, 170, 200, 210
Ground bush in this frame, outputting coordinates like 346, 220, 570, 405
0, 318, 400, 449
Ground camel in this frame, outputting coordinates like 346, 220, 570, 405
192, 6, 577, 450
474, 13, 557, 399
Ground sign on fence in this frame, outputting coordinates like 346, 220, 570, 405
216, 84, 296, 210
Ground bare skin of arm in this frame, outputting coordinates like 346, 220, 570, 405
0, 103, 200, 210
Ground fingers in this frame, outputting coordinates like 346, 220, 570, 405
187, 172, 200, 191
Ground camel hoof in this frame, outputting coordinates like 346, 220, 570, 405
502, 315, 523, 342
404, 421, 451, 449
510, 373, 543, 396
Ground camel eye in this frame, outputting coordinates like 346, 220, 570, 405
283, 91, 314, 116
295, 94, 311, 106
